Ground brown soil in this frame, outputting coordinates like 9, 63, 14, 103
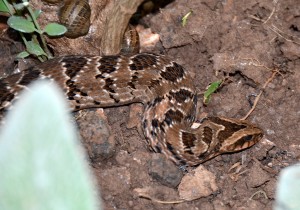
82, 1, 299, 209
2, 0, 300, 209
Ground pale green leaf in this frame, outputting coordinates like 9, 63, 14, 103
44, 23, 67, 36
0, 0, 10, 13
182, 11, 192, 27
203, 80, 222, 104
16, 51, 30, 59
0, 81, 101, 210
7, 15, 36, 33
26, 40, 46, 56
275, 165, 300, 210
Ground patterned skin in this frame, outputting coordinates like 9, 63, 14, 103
0, 53, 263, 165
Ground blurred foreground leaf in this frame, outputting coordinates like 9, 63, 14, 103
275, 164, 300, 210
0, 81, 101, 210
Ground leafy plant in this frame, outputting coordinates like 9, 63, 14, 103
203, 80, 222, 104
0, 0, 67, 61
0, 81, 102, 210
182, 10, 192, 27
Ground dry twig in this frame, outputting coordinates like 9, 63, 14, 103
242, 69, 278, 120
137, 192, 185, 204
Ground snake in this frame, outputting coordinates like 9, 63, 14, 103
0, 0, 263, 166
0, 53, 263, 166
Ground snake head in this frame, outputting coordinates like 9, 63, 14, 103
218, 125, 263, 153
178, 116, 264, 165
203, 116, 263, 155
166, 116, 264, 166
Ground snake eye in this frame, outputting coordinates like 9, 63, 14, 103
242, 135, 253, 142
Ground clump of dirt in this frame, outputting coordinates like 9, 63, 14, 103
79, 0, 299, 209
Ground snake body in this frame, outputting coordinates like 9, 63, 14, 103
0, 53, 263, 165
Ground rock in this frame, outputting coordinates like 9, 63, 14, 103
148, 153, 183, 188
76, 109, 116, 161
127, 104, 144, 136
178, 165, 218, 201
246, 162, 271, 188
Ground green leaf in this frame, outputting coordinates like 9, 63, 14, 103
12, 2, 27, 11
182, 10, 192, 27
16, 51, 30, 59
0, 0, 11, 13
26, 40, 47, 56
43, 23, 67, 36
7, 15, 36, 33
32, 9, 42, 19
203, 80, 222, 104
0, 81, 102, 210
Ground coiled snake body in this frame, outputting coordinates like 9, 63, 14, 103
0, 53, 263, 165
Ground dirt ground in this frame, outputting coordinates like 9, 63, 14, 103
79, 0, 299, 209
1, 0, 300, 209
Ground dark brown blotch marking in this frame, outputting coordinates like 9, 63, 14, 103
169, 89, 193, 103
62, 56, 88, 78
66, 79, 88, 99
109, 93, 120, 103
164, 109, 184, 126
0, 80, 15, 104
153, 96, 164, 105
198, 151, 208, 160
66, 80, 77, 98
159, 124, 165, 133
184, 94, 197, 122
212, 142, 223, 153
148, 79, 160, 90
148, 96, 164, 107
67, 92, 76, 100
154, 145, 162, 153
129, 54, 158, 71
127, 74, 139, 89
238, 135, 253, 145
202, 126, 213, 145
3, 92, 14, 103
151, 130, 157, 137
209, 117, 247, 143
103, 78, 116, 93
233, 133, 262, 149
19, 67, 41, 86
132, 75, 139, 82
94, 100, 101, 105
181, 132, 196, 148
127, 81, 135, 89
97, 56, 119, 76
151, 119, 159, 128
95, 74, 105, 79
166, 142, 174, 151
160, 62, 184, 82
66, 79, 74, 87
80, 91, 88, 96
166, 142, 186, 165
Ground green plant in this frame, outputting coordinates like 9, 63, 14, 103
203, 80, 222, 104
0, 0, 67, 61
0, 81, 102, 210
181, 10, 192, 27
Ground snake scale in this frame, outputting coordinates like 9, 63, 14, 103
0, 53, 263, 166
